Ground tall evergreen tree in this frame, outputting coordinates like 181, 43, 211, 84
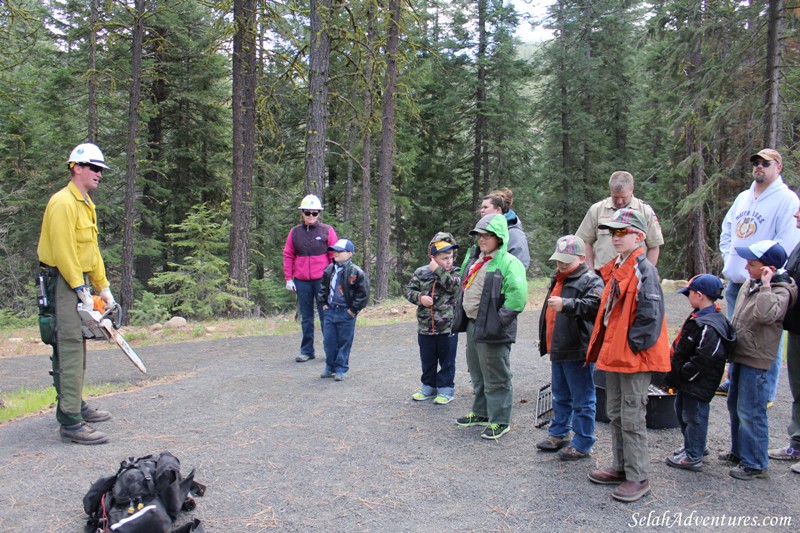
230, 0, 258, 306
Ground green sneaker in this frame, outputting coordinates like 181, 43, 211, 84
481, 423, 510, 441
456, 412, 489, 427
433, 394, 453, 405
412, 389, 435, 401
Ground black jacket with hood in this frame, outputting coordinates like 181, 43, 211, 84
665, 307, 737, 402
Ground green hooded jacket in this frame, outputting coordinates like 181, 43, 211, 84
458, 214, 528, 343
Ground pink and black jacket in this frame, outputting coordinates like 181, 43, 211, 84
283, 222, 338, 281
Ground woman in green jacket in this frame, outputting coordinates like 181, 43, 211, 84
455, 214, 528, 440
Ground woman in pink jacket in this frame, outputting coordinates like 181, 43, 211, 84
284, 194, 338, 362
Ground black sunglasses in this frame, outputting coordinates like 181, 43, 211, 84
82, 163, 105, 173
752, 160, 772, 168
303, 211, 320, 217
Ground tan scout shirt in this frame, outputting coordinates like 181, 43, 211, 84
462, 253, 491, 319
576, 195, 664, 268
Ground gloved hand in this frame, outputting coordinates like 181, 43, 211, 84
75, 286, 93, 309
286, 280, 296, 292
100, 287, 116, 308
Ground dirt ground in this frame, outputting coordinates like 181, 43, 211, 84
0, 290, 798, 532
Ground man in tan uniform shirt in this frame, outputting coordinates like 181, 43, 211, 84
576, 171, 664, 271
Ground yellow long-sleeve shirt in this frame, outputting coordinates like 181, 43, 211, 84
37, 181, 109, 291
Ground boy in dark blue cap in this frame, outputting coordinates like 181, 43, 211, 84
724, 240, 797, 479
317, 239, 370, 381
664, 274, 736, 471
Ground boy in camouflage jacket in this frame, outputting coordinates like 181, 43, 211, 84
405, 232, 462, 404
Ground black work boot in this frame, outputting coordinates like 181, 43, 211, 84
59, 422, 109, 445
81, 404, 112, 423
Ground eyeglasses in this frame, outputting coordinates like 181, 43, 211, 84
83, 163, 105, 173
477, 233, 497, 240
752, 160, 772, 168
610, 228, 639, 237
302, 211, 320, 217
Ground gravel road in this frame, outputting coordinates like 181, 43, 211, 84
0, 291, 797, 532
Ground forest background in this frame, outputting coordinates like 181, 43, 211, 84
1, 0, 799, 325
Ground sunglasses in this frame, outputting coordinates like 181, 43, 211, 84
83, 163, 105, 173
302, 211, 320, 217
752, 160, 772, 168
610, 228, 639, 237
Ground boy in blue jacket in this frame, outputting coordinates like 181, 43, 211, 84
664, 274, 736, 472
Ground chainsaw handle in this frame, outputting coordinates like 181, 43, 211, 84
101, 304, 123, 329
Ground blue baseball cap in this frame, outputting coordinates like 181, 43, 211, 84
734, 240, 787, 269
677, 274, 724, 300
328, 239, 355, 253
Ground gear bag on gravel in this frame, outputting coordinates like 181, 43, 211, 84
83, 452, 206, 533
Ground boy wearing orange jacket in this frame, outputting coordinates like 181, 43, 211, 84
585, 209, 671, 503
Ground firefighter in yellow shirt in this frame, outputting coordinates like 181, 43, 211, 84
37, 143, 115, 445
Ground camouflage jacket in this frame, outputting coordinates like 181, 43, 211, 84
405, 264, 461, 335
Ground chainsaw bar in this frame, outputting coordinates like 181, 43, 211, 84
77, 305, 147, 374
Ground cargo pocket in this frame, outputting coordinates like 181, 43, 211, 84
39, 314, 57, 345
621, 393, 648, 432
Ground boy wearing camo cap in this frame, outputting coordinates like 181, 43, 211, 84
405, 232, 461, 404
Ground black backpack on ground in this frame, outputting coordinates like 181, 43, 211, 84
83, 452, 205, 533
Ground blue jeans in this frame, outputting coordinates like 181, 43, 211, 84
728, 363, 770, 470
322, 306, 356, 374
295, 279, 325, 356
418, 333, 458, 396
724, 280, 782, 401
549, 360, 596, 454
674, 392, 710, 462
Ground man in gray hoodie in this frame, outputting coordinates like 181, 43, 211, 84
717, 148, 800, 402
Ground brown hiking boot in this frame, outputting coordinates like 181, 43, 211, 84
588, 467, 626, 485
536, 435, 571, 451
612, 480, 651, 502
81, 404, 112, 423
60, 422, 109, 445
557, 445, 591, 461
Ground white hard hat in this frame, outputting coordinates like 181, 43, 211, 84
68, 143, 110, 169
298, 194, 323, 211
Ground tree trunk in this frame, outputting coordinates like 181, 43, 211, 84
138, 11, 167, 288
375, 0, 400, 301
344, 116, 355, 222
557, 1, 570, 235
87, 0, 98, 143
304, 0, 332, 200
471, 0, 487, 213
685, 0, 708, 276
229, 0, 257, 306
361, 0, 375, 279
764, 0, 784, 148
120, 0, 145, 324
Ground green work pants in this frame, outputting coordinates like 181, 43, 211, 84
52, 271, 87, 426
606, 371, 651, 482
465, 320, 513, 425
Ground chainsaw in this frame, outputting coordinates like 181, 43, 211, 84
77, 301, 147, 374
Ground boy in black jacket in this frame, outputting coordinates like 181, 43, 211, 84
665, 274, 736, 471
317, 239, 370, 381
537, 235, 604, 460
